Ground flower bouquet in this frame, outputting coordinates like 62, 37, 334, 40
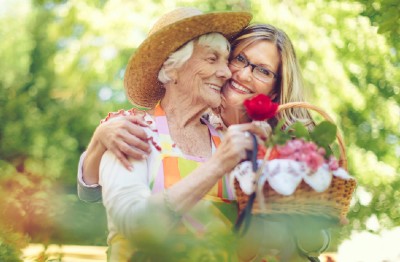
232, 95, 357, 226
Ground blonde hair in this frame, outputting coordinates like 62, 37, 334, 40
158, 33, 230, 84
230, 24, 313, 129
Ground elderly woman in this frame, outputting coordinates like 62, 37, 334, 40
87, 8, 267, 261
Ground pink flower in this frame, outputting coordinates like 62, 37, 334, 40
306, 151, 325, 172
288, 139, 304, 150
317, 147, 326, 155
275, 138, 328, 172
277, 139, 304, 156
304, 141, 317, 151
277, 144, 295, 156
328, 156, 339, 171
243, 94, 279, 121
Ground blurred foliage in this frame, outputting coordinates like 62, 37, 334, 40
0, 0, 398, 259
129, 207, 333, 261
129, 220, 240, 262
353, 0, 400, 61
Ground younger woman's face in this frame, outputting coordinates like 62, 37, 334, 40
221, 40, 281, 126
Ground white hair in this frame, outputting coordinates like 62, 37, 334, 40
158, 33, 230, 84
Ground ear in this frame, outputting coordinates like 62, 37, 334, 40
166, 68, 178, 84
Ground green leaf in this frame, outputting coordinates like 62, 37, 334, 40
289, 122, 310, 140
274, 132, 292, 145
310, 121, 337, 147
265, 119, 293, 147
274, 118, 286, 134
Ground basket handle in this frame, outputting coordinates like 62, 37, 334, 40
277, 102, 347, 170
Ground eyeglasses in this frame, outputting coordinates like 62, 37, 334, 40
229, 54, 279, 83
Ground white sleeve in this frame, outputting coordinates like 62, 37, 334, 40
76, 114, 137, 203
77, 151, 102, 202
99, 149, 152, 239
77, 151, 100, 188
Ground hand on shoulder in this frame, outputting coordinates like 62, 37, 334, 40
95, 109, 153, 169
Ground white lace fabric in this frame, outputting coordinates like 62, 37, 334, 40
231, 159, 354, 197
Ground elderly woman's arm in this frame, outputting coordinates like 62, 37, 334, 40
82, 114, 150, 184
77, 151, 102, 202
77, 114, 151, 202
99, 123, 265, 240
99, 150, 153, 239
162, 124, 257, 213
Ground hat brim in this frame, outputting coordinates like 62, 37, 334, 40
124, 11, 252, 110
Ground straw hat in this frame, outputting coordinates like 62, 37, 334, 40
124, 7, 252, 110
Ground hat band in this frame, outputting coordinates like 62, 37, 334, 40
130, 103, 151, 111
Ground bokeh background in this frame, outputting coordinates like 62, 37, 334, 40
0, 0, 399, 261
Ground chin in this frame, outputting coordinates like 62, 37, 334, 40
222, 88, 247, 108
208, 97, 222, 109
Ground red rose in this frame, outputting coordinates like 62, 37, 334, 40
243, 94, 279, 121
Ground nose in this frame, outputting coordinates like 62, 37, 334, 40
216, 63, 232, 80
235, 65, 252, 82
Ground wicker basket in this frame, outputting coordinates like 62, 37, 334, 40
234, 102, 357, 224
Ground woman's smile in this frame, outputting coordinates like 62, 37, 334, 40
207, 83, 222, 93
227, 79, 253, 94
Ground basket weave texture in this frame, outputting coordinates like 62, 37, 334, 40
234, 102, 357, 224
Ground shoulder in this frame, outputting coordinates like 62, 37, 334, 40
100, 108, 160, 146
100, 108, 155, 125
100, 108, 137, 124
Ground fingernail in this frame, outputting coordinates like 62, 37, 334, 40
142, 155, 147, 159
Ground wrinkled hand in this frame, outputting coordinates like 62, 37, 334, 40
212, 122, 268, 175
252, 120, 273, 141
94, 114, 151, 169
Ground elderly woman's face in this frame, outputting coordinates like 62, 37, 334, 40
221, 40, 281, 126
176, 43, 231, 108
